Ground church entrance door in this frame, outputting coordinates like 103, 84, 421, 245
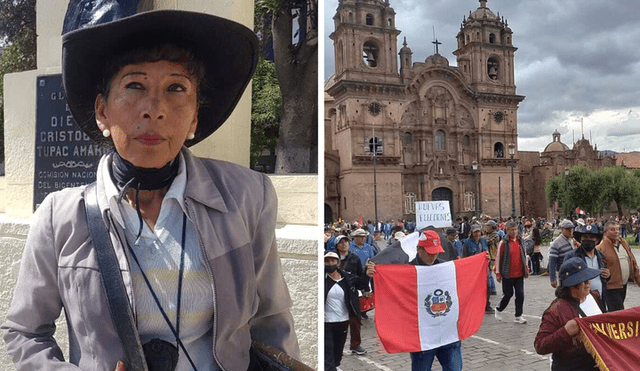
431, 187, 454, 221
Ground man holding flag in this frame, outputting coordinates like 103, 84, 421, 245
367, 230, 488, 371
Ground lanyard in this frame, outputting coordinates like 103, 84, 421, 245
125, 213, 198, 370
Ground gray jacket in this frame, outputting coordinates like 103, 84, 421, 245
2, 148, 299, 370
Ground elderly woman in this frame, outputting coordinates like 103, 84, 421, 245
2, 10, 298, 371
534, 257, 603, 370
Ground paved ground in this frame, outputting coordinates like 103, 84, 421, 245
338, 245, 640, 371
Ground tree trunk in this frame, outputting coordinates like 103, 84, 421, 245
615, 199, 623, 217
272, 4, 318, 174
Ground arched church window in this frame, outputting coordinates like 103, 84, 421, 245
366, 13, 374, 26
489, 33, 496, 44
388, 18, 392, 27
363, 41, 379, 67
349, 12, 353, 22
463, 135, 470, 147
487, 56, 500, 80
404, 132, 413, 146
466, 34, 469, 44
494, 142, 504, 158
435, 130, 446, 150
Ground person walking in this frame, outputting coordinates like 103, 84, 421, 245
534, 257, 603, 370
548, 220, 576, 288
334, 235, 369, 355
596, 221, 640, 311
566, 224, 610, 311
530, 227, 544, 275
366, 231, 463, 371
494, 221, 529, 324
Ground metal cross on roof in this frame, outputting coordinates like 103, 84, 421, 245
432, 38, 442, 54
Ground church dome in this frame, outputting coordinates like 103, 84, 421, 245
544, 141, 570, 152
544, 130, 570, 152
470, 1, 498, 20
324, 74, 336, 91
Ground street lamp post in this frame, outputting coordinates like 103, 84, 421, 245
472, 161, 479, 218
508, 143, 516, 219
372, 139, 378, 228
498, 177, 502, 220
565, 168, 570, 220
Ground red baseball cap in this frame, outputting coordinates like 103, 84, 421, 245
418, 230, 445, 254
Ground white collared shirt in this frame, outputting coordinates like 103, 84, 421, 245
102, 152, 217, 370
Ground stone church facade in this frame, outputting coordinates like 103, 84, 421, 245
325, 0, 525, 222
519, 131, 616, 219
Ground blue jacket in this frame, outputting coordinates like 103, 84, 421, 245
349, 241, 375, 266
462, 237, 488, 257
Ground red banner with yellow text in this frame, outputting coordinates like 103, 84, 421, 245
575, 306, 640, 371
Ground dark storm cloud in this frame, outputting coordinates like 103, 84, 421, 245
324, 0, 640, 151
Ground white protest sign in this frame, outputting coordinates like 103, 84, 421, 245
415, 201, 452, 229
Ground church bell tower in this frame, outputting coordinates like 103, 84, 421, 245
330, 0, 402, 83
454, 0, 516, 93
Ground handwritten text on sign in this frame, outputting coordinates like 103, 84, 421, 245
416, 201, 452, 229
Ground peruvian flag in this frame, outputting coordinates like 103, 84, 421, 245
374, 254, 489, 353
576, 207, 585, 215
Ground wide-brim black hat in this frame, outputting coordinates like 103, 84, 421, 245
573, 224, 603, 243
62, 10, 259, 146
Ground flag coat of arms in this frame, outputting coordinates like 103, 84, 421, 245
374, 254, 489, 353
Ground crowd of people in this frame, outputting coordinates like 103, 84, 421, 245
324, 213, 640, 371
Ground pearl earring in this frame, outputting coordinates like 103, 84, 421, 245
188, 133, 195, 140
102, 129, 111, 138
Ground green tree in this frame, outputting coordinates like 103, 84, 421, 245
599, 166, 640, 216
250, 57, 281, 169
565, 166, 602, 215
0, 0, 36, 164
545, 175, 563, 209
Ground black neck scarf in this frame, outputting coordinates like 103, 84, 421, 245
110, 151, 180, 242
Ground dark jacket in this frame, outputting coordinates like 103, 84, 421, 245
534, 297, 599, 370
565, 247, 609, 312
339, 252, 370, 292
325, 269, 369, 319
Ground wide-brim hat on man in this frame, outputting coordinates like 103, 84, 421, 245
418, 230, 444, 254
351, 228, 369, 237
62, 10, 259, 146
573, 224, 603, 243
559, 257, 601, 287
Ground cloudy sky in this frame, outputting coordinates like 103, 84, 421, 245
323, 0, 640, 153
